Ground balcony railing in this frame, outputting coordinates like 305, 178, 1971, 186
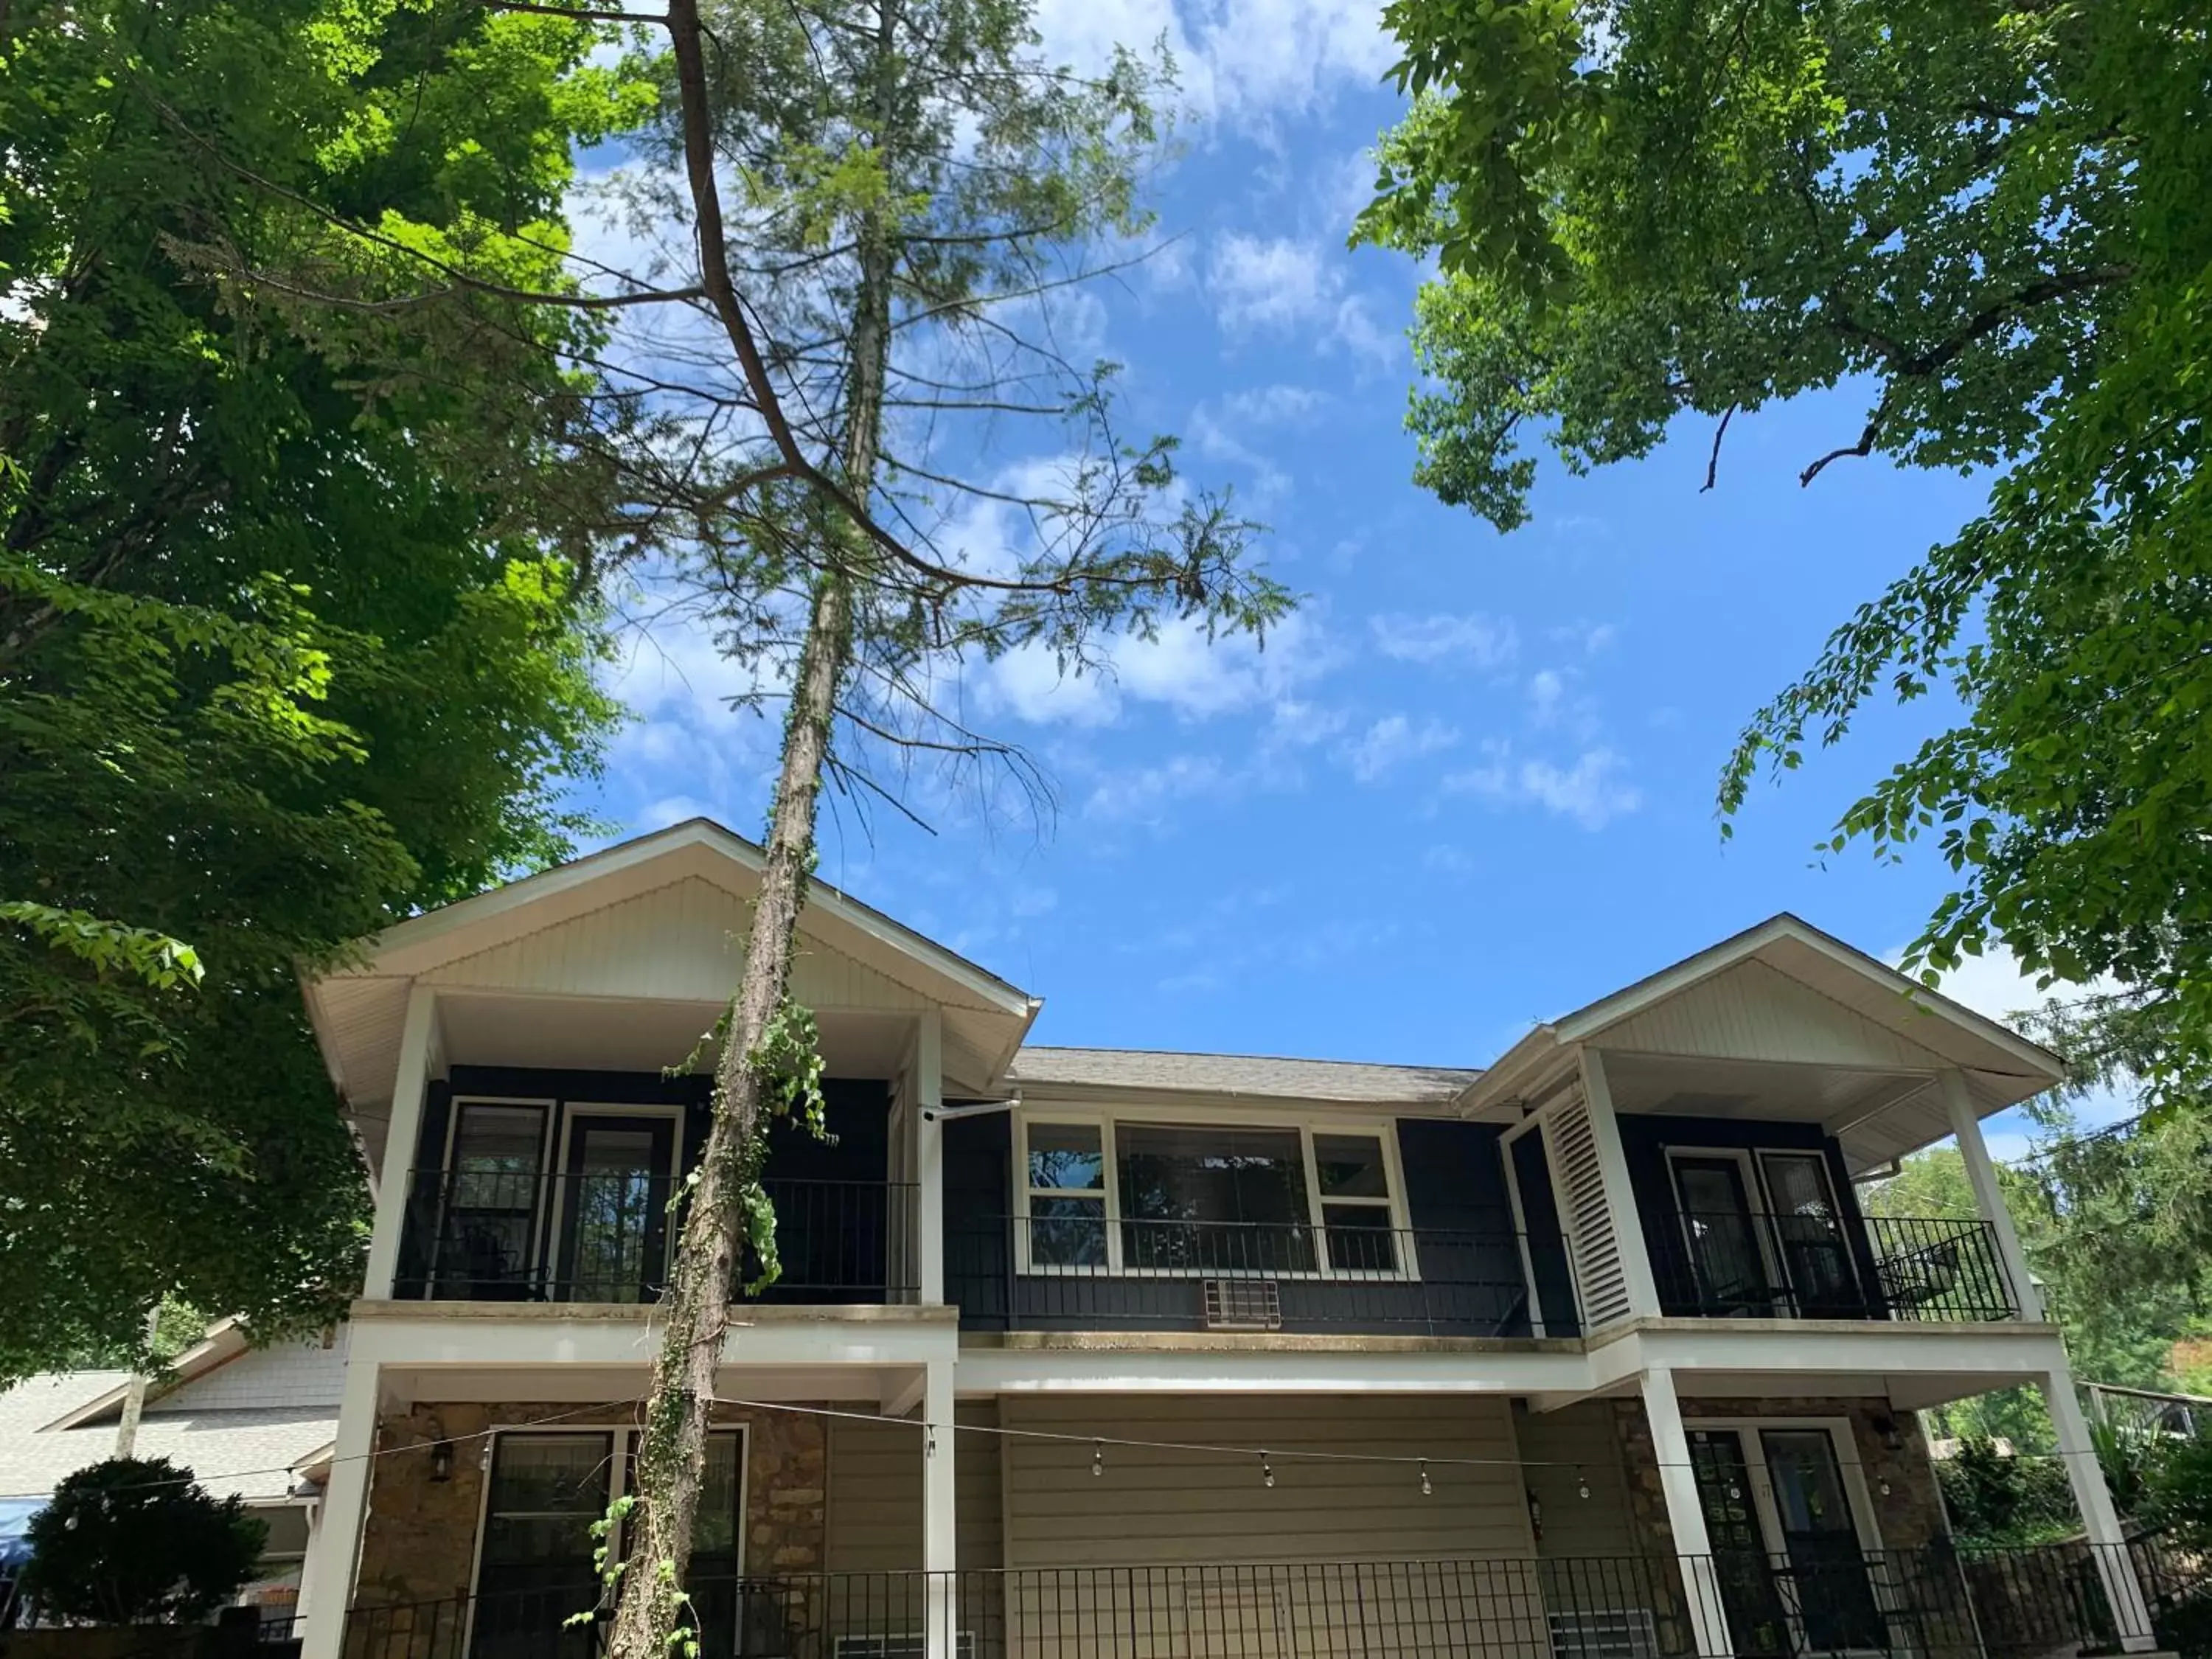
341, 1541, 2200, 1659
946, 1211, 1564, 1336
394, 1172, 919, 1305
1649, 1211, 2019, 1324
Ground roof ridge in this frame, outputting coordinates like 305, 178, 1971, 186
1014, 1042, 1481, 1073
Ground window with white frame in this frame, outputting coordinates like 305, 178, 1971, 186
1018, 1115, 1411, 1277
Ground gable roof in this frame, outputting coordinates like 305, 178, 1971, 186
305, 818, 1040, 1102
1460, 914, 2065, 1169
1010, 1046, 1479, 1106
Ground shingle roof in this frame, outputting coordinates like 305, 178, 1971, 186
0, 1376, 333, 1505
1008, 1046, 1480, 1105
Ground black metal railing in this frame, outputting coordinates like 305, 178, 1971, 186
1649, 1211, 2018, 1323
946, 1211, 1573, 1338
394, 1172, 919, 1305
341, 1542, 2202, 1659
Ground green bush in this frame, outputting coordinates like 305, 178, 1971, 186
2147, 1435, 2212, 1542
21, 1458, 266, 1624
1938, 1435, 2081, 1544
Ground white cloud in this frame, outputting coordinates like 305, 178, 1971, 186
1370, 611, 1519, 669
1031, 0, 1394, 123
1083, 754, 1234, 823
1341, 713, 1458, 782
1220, 383, 1324, 424
1446, 742, 1641, 830
1209, 234, 1338, 332
977, 612, 1336, 728
1528, 669, 1566, 724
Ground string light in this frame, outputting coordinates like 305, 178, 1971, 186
1261, 1451, 1276, 1489
926, 1426, 938, 1458
1879, 1480, 1893, 1497
1092, 1441, 1105, 1478
1576, 1468, 1590, 1500
1419, 1461, 1433, 1497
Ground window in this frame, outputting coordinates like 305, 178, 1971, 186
1315, 1134, 1398, 1273
1015, 1116, 1407, 1278
1026, 1121, 1108, 1267
434, 1102, 552, 1295
1119, 1124, 1313, 1272
476, 1428, 745, 1659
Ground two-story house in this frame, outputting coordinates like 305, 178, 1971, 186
292, 819, 2174, 1659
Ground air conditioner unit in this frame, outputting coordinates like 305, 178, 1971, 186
1203, 1278, 1282, 1331
1547, 1609, 1660, 1659
831, 1633, 976, 1659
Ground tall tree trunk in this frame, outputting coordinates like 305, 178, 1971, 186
602, 3, 900, 1653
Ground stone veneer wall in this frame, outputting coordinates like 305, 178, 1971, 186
1610, 1395, 1950, 1557
352, 1401, 827, 1609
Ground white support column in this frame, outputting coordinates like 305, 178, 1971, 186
2042, 1370, 2158, 1652
1939, 1068, 2044, 1321
1581, 1048, 1663, 1317
922, 1358, 957, 1659
362, 984, 437, 1301
915, 1008, 945, 1305
1639, 1368, 1733, 1659
1498, 1136, 1547, 1337
299, 1358, 380, 1659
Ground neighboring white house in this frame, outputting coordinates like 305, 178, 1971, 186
0, 1321, 344, 1626
279, 818, 2170, 1659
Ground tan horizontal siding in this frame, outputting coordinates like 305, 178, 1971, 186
825, 1400, 1003, 1573
1515, 1401, 1638, 1562
1000, 1394, 1537, 1570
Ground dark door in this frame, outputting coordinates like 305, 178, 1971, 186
1672, 1158, 1777, 1315
434, 1104, 549, 1298
471, 1433, 611, 1659
557, 1116, 676, 1303
1762, 1430, 1885, 1652
1759, 1154, 1865, 1318
1690, 1429, 1792, 1658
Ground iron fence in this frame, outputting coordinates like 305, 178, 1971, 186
340, 1540, 2202, 1659
945, 1212, 1566, 1337
1648, 1212, 2017, 1324
394, 1172, 919, 1305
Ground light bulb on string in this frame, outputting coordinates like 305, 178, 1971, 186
1419, 1461, 1433, 1498
1576, 1468, 1590, 1500
1727, 1484, 1742, 1501
927, 1425, 938, 1459
1879, 1480, 1893, 1496
1093, 1441, 1105, 1478
1261, 1451, 1276, 1489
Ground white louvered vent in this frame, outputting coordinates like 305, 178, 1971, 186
832, 1635, 975, 1659
1203, 1278, 1283, 1330
1546, 1098, 1632, 1329
1548, 1609, 1660, 1659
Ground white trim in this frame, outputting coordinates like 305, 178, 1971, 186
365, 987, 439, 1299
1499, 1136, 1547, 1338
1009, 1107, 1418, 1282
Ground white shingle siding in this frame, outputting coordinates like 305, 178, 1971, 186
159, 1332, 347, 1413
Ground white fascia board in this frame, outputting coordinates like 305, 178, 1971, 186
954, 1347, 1596, 1396
345, 1306, 961, 1371
1453, 1027, 1564, 1116
1585, 1321, 2073, 1393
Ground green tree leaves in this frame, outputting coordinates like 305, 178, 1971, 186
0, 0, 640, 1376
1360, 0, 2212, 1099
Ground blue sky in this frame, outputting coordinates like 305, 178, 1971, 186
573, 0, 2101, 1157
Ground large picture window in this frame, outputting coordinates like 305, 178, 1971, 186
1017, 1114, 1410, 1278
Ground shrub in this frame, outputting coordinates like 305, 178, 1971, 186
21, 1457, 266, 1624
1938, 1434, 2081, 1544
